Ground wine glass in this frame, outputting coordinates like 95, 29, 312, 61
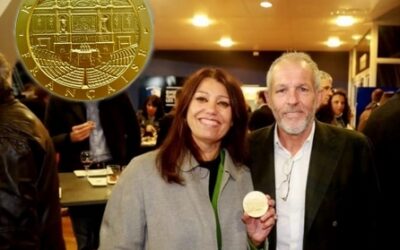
80, 151, 93, 178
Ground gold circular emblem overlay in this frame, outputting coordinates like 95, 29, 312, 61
16, 0, 153, 101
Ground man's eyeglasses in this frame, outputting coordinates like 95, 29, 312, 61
278, 158, 294, 201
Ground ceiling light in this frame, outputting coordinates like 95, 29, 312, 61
326, 37, 342, 48
191, 14, 211, 27
260, 1, 272, 8
218, 37, 234, 47
335, 15, 355, 27
352, 34, 362, 41
331, 8, 366, 27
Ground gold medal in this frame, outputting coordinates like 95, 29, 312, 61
15, 0, 153, 101
243, 191, 269, 218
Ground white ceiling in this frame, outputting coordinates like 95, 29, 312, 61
1, 0, 399, 54
149, 0, 400, 51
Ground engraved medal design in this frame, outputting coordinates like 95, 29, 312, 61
15, 0, 153, 101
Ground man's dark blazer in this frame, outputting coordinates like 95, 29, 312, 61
45, 93, 141, 172
249, 121, 379, 250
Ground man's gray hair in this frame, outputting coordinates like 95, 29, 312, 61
266, 52, 320, 92
319, 70, 332, 83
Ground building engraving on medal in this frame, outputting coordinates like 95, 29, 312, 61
16, 0, 153, 101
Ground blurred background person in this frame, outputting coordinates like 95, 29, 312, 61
137, 94, 165, 138
315, 70, 334, 122
356, 88, 385, 131
329, 89, 353, 129
317, 70, 333, 106
248, 89, 275, 131
363, 88, 383, 110
10, 60, 50, 123
157, 88, 182, 146
19, 82, 50, 123
317, 89, 353, 129
362, 89, 400, 249
100, 67, 276, 249
45, 92, 141, 250
0, 53, 65, 249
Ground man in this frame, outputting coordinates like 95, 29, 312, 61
356, 88, 383, 131
156, 88, 182, 146
248, 90, 275, 131
248, 52, 379, 250
315, 70, 334, 123
45, 93, 141, 249
362, 89, 400, 249
317, 70, 333, 106
0, 53, 65, 249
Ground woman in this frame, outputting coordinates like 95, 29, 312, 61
137, 94, 164, 137
100, 68, 275, 249
330, 89, 353, 129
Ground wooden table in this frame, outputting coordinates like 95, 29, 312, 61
59, 172, 114, 207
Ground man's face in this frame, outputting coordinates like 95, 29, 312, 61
267, 61, 319, 135
319, 79, 333, 106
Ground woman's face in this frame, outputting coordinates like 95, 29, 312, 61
146, 103, 157, 117
331, 94, 345, 116
186, 77, 232, 148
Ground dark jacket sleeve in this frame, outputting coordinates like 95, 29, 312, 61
0, 126, 65, 249
45, 97, 75, 151
44, 97, 87, 171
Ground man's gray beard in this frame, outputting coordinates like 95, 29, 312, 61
277, 118, 309, 135
274, 108, 317, 135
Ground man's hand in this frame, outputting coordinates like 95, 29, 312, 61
70, 121, 95, 142
242, 195, 276, 247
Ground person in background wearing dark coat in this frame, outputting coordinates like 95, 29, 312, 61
156, 88, 182, 146
356, 88, 383, 132
0, 53, 65, 249
362, 89, 400, 250
45, 92, 141, 250
248, 90, 275, 131
248, 52, 379, 250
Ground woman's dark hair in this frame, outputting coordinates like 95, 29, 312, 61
141, 94, 164, 119
156, 67, 249, 184
331, 89, 352, 126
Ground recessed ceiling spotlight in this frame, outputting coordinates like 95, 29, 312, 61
326, 37, 342, 48
352, 34, 362, 41
335, 15, 355, 27
260, 1, 272, 8
191, 14, 211, 27
218, 37, 234, 47
331, 8, 366, 27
